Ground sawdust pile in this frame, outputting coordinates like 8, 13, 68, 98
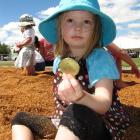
0, 67, 140, 140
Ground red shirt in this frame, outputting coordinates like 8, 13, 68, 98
39, 38, 54, 61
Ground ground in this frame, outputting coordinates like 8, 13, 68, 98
0, 67, 140, 140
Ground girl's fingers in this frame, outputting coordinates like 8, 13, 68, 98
59, 73, 83, 102
58, 76, 74, 99
66, 74, 83, 99
67, 74, 82, 94
62, 73, 69, 80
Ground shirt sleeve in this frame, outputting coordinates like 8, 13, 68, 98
53, 56, 61, 74
23, 29, 32, 37
86, 48, 120, 88
23, 28, 35, 44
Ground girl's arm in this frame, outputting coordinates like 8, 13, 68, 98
16, 37, 32, 48
108, 43, 136, 66
58, 74, 113, 115
76, 79, 113, 114
108, 43, 140, 78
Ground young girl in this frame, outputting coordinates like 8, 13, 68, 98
34, 36, 46, 71
12, 0, 130, 140
15, 14, 36, 75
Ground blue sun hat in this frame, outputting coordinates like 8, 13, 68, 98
39, 0, 116, 46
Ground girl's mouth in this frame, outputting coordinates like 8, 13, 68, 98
71, 36, 83, 39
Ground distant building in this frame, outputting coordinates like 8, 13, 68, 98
125, 48, 140, 58
0, 54, 11, 61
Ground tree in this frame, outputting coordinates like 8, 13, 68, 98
0, 42, 11, 54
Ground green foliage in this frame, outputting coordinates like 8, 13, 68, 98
0, 42, 11, 54
122, 58, 140, 67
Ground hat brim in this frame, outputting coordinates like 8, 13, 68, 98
39, 5, 116, 46
19, 21, 35, 27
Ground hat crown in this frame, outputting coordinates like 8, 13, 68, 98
19, 14, 34, 22
59, 0, 100, 10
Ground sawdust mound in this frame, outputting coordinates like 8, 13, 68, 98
0, 67, 140, 140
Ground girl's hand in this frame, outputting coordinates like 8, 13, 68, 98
16, 42, 22, 48
58, 73, 84, 103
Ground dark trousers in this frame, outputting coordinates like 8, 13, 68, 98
60, 104, 112, 140
45, 60, 53, 66
11, 105, 112, 140
35, 62, 45, 71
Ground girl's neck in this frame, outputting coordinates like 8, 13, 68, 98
68, 48, 86, 61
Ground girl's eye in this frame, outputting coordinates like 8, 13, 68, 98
67, 18, 73, 23
84, 20, 92, 25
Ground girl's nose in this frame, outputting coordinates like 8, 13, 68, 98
74, 22, 83, 31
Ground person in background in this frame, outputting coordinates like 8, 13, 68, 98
34, 50, 46, 71
107, 43, 140, 89
34, 36, 46, 71
11, 0, 130, 140
15, 14, 36, 76
34, 36, 40, 51
39, 38, 54, 66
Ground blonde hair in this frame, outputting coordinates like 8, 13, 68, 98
55, 12, 101, 58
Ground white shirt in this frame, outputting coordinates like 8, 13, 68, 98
23, 28, 35, 45
35, 50, 45, 63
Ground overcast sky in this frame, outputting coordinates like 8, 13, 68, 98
0, 0, 140, 49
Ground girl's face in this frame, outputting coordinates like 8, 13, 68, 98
20, 26, 25, 33
61, 11, 95, 51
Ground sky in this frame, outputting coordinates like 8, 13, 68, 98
0, 0, 140, 49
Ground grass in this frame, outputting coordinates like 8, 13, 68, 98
0, 58, 140, 68
122, 58, 140, 67
0, 61, 14, 67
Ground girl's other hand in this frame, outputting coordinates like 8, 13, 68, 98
58, 73, 83, 102
16, 42, 22, 48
